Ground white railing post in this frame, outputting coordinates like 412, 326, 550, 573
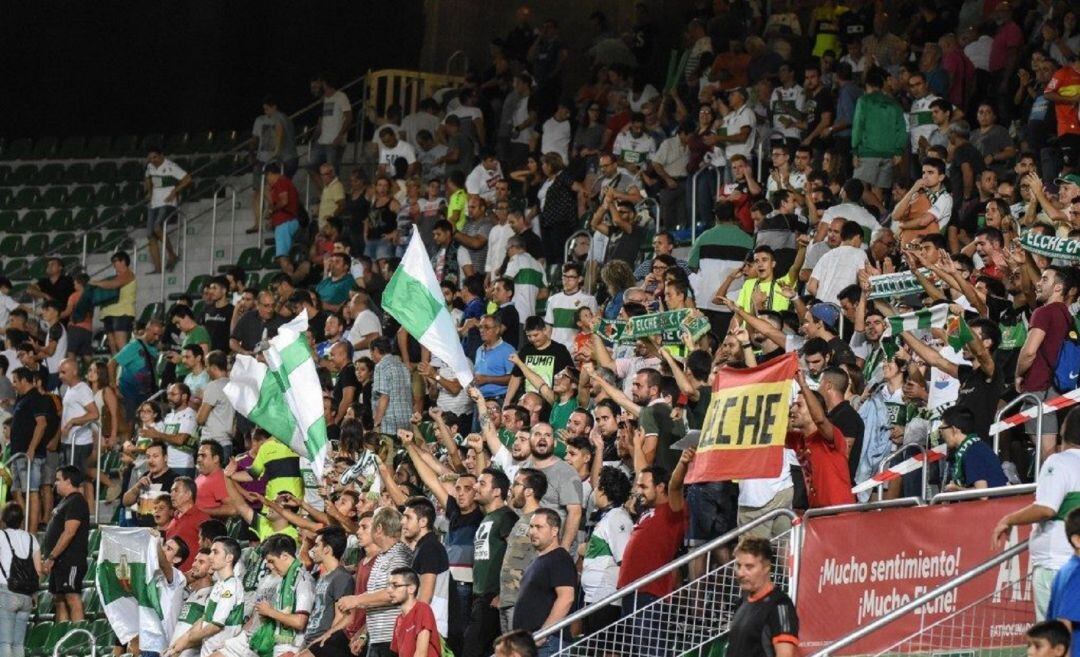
874, 445, 930, 502
210, 188, 219, 276
258, 173, 266, 251
160, 211, 169, 308
94, 428, 103, 524
182, 210, 188, 288
992, 392, 1043, 479
230, 189, 237, 263
81, 233, 88, 269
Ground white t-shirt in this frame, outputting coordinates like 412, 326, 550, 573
1029, 449, 1080, 570
722, 105, 756, 160
401, 111, 441, 146
144, 559, 188, 653
511, 95, 535, 146
485, 223, 515, 274
770, 84, 806, 140
579, 506, 632, 603
820, 202, 881, 234
612, 131, 657, 168
738, 449, 797, 507
541, 117, 571, 163
810, 244, 868, 304
44, 321, 67, 375
377, 140, 417, 175
348, 309, 382, 361
504, 252, 546, 320
318, 91, 352, 145
466, 163, 504, 203
199, 575, 245, 657
544, 290, 598, 351
925, 189, 954, 230
0, 529, 38, 588
61, 381, 96, 446
163, 407, 199, 471
907, 94, 940, 153
0, 294, 20, 331
146, 159, 189, 209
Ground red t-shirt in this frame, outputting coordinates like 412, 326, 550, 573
346, 556, 377, 638
270, 177, 300, 227
617, 501, 688, 598
391, 601, 441, 657
1045, 65, 1080, 137
195, 470, 228, 512
165, 505, 210, 572
1022, 301, 1071, 393
988, 22, 1022, 73
787, 427, 855, 508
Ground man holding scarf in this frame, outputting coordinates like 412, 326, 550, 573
939, 407, 1007, 491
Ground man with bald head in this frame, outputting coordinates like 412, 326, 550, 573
58, 358, 99, 498
524, 422, 582, 552
801, 216, 845, 283
317, 163, 346, 229
230, 290, 284, 355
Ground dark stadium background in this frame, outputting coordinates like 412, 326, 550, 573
0, 1, 425, 138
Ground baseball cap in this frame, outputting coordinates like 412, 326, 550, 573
810, 303, 841, 329
1054, 173, 1080, 187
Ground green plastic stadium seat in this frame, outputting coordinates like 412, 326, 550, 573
109, 134, 139, 158
25, 621, 52, 652
0, 164, 10, 185
24, 234, 50, 255
141, 133, 165, 153
2, 137, 33, 160
189, 131, 214, 153
90, 161, 118, 184
47, 209, 73, 231
0, 236, 20, 257
8, 163, 38, 186
25, 260, 47, 282
11, 188, 39, 209
72, 208, 97, 228
65, 186, 94, 209
86, 135, 112, 158
236, 246, 262, 270
52, 232, 81, 255
259, 271, 279, 289
88, 527, 101, 554
31, 136, 58, 159
261, 246, 279, 269
165, 132, 190, 154
119, 182, 144, 205
117, 160, 144, 182
122, 206, 146, 230
35, 590, 55, 621
58, 136, 88, 159
210, 129, 239, 152
98, 206, 122, 226
34, 163, 65, 186
0, 210, 15, 231
66, 162, 93, 185
138, 302, 163, 325
92, 184, 119, 206
0, 190, 11, 211
36, 186, 67, 209
98, 230, 127, 252
82, 588, 101, 619
21, 210, 47, 231
186, 274, 210, 297
4, 258, 26, 276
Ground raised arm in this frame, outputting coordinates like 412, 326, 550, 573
587, 365, 641, 416
508, 352, 555, 404
668, 448, 695, 513
404, 438, 454, 507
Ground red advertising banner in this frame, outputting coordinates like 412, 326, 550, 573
797, 495, 1036, 655
686, 352, 798, 484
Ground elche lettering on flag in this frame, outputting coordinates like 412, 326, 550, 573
382, 232, 474, 386
686, 352, 799, 484
867, 268, 943, 300
224, 310, 329, 479
97, 527, 166, 647
882, 304, 950, 337
596, 309, 711, 345
1017, 230, 1080, 261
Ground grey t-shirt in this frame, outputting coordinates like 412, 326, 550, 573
461, 216, 494, 275
199, 378, 235, 447
527, 459, 584, 522
304, 565, 354, 643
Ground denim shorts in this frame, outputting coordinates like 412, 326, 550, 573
274, 218, 299, 258
10, 456, 43, 493
147, 205, 177, 233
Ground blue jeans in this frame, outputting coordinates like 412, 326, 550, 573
621, 592, 664, 657
0, 588, 32, 657
364, 238, 394, 261
274, 219, 299, 258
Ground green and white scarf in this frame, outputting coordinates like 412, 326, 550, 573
1017, 231, 1080, 261
248, 557, 301, 657
867, 269, 941, 300
596, 309, 711, 345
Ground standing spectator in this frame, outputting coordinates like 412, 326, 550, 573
402, 496, 450, 637
201, 277, 233, 353
109, 317, 163, 420
787, 372, 855, 508
617, 451, 693, 651
817, 367, 865, 480
1044, 52, 1080, 167
317, 164, 347, 229
376, 128, 419, 179
498, 467, 546, 633
726, 537, 799, 657
1016, 267, 1076, 462
537, 154, 579, 266
851, 68, 907, 201
494, 630, 539, 657
263, 163, 303, 281
540, 102, 572, 163
301, 526, 355, 657
505, 317, 573, 404
230, 290, 283, 356
165, 477, 208, 572
196, 350, 234, 460
371, 338, 413, 435
194, 441, 234, 518
346, 290, 382, 361
580, 465, 633, 635
388, 568, 442, 657
141, 383, 198, 477
310, 74, 352, 189
891, 158, 953, 246
544, 264, 598, 352
144, 148, 191, 273
691, 201, 754, 336
466, 152, 506, 204
523, 423, 582, 552
120, 442, 176, 527
529, 20, 569, 115
808, 221, 868, 305
250, 96, 298, 225
1046, 508, 1080, 649
27, 258, 74, 306
906, 72, 941, 162
168, 306, 210, 381
993, 406, 1080, 621
94, 251, 138, 354
58, 359, 97, 486
473, 315, 516, 404
42, 466, 90, 622
456, 196, 495, 278
36, 301, 66, 391
463, 468, 518, 657
0, 502, 41, 657
9, 368, 48, 532
512, 508, 576, 656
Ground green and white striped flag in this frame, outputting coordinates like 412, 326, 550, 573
883, 304, 950, 337
383, 232, 474, 386
97, 527, 164, 647
225, 311, 329, 478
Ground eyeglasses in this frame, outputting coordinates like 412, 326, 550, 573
651, 265, 669, 272
562, 274, 580, 280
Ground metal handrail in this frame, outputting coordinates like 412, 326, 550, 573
3, 453, 30, 530
992, 392, 1042, 472
445, 50, 469, 76
802, 496, 923, 519
533, 507, 798, 642
930, 483, 1036, 505
874, 445, 929, 502
807, 541, 1028, 657
52, 628, 96, 657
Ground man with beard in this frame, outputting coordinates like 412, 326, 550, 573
591, 400, 621, 463
462, 469, 518, 657
524, 423, 582, 553
498, 468, 547, 633
169, 548, 215, 657
588, 368, 685, 473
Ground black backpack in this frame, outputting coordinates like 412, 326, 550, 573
0, 530, 38, 595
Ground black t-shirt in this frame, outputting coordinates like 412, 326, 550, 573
727, 586, 799, 657
511, 548, 578, 633
803, 88, 836, 147
412, 531, 450, 579
687, 385, 712, 431
333, 364, 359, 412
36, 275, 75, 305
606, 227, 646, 266
132, 469, 179, 527
828, 400, 864, 480
949, 143, 984, 205
309, 310, 330, 344
838, 6, 872, 44
231, 310, 284, 352
42, 393, 61, 455
955, 363, 1003, 441
202, 303, 234, 353
44, 492, 90, 563
511, 341, 573, 396
498, 303, 521, 349
10, 390, 50, 457
827, 336, 857, 368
